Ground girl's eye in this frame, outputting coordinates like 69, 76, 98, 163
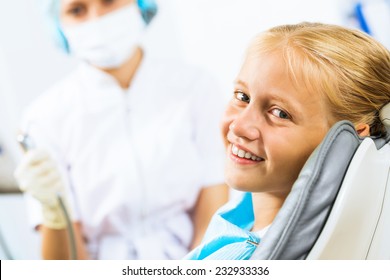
270, 108, 290, 120
234, 91, 250, 103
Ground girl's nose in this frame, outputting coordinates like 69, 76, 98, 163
229, 107, 260, 141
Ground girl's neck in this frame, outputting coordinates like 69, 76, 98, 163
251, 191, 288, 232
101, 47, 144, 89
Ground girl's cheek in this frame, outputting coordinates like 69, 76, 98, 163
220, 105, 237, 147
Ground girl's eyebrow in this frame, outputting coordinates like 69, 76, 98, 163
267, 92, 299, 117
234, 79, 249, 89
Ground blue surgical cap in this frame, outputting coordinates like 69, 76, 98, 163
41, 0, 158, 52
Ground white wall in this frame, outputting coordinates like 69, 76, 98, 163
0, 0, 77, 114
0, 194, 41, 259
0, 46, 20, 191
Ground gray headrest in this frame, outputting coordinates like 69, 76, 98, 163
250, 121, 361, 259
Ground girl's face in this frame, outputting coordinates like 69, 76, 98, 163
60, 0, 134, 25
221, 51, 335, 198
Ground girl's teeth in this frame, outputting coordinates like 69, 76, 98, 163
231, 145, 263, 161
238, 150, 245, 158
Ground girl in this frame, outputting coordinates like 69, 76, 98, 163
186, 22, 390, 260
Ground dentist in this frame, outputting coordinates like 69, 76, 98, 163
14, 0, 228, 260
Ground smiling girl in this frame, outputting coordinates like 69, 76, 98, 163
185, 22, 390, 260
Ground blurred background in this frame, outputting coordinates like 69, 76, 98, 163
1, 0, 389, 259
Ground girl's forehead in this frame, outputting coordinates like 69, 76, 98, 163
246, 46, 329, 96
238, 52, 291, 88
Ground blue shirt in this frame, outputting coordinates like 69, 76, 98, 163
185, 192, 261, 260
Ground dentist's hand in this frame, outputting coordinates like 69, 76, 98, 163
14, 149, 71, 229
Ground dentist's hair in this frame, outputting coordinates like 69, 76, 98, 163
248, 22, 390, 136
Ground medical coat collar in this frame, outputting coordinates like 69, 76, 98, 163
75, 55, 148, 113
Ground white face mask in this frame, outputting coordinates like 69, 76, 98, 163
61, 4, 145, 69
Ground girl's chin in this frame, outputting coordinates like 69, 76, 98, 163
225, 177, 256, 193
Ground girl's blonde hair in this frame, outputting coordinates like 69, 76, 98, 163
248, 22, 390, 136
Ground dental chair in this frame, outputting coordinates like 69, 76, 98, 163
250, 106, 390, 260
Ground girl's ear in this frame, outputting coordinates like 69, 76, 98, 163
355, 123, 370, 137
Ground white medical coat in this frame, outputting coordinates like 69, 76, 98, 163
21, 54, 226, 259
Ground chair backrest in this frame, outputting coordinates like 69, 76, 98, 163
250, 120, 390, 260
307, 136, 390, 259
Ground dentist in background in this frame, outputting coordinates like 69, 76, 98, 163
14, 0, 228, 260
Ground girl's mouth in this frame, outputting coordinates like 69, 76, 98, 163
231, 144, 264, 162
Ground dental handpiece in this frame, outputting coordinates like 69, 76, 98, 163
16, 134, 35, 153
16, 133, 77, 260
